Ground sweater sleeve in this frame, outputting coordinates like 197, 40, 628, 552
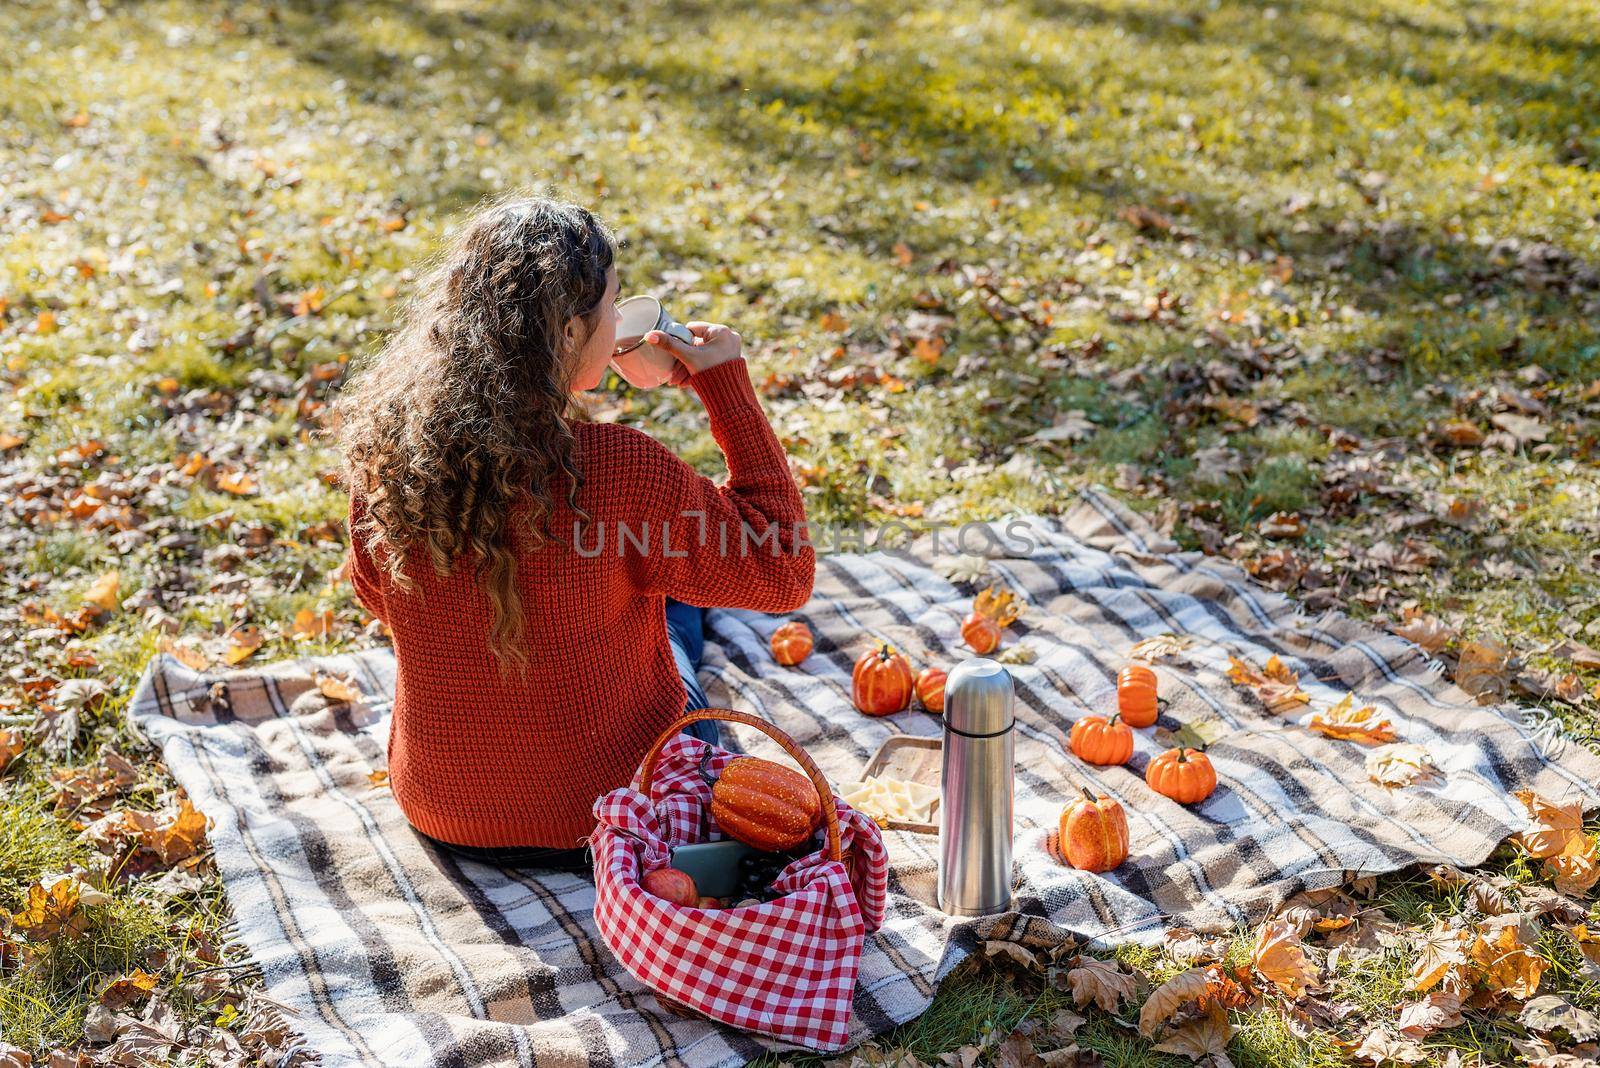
345, 492, 389, 625
631, 358, 814, 612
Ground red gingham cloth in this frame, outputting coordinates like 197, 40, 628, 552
590, 733, 888, 1051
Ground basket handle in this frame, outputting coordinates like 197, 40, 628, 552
637, 708, 842, 864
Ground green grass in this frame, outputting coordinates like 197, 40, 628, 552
3, 0, 1600, 1061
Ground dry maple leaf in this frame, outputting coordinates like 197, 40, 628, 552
1064, 956, 1133, 1012
1514, 789, 1588, 859
217, 469, 259, 496
1567, 924, 1600, 970
224, 624, 264, 665
1129, 634, 1195, 662
1395, 991, 1462, 1039
0, 728, 23, 776
973, 584, 1022, 628
1137, 966, 1215, 1037
292, 608, 335, 639
1390, 611, 1456, 654
1307, 694, 1396, 745
1259, 511, 1306, 539
1225, 654, 1310, 714
1522, 995, 1600, 1042
123, 798, 210, 866
1546, 843, 1600, 898
1409, 921, 1471, 993
1455, 640, 1512, 703
1471, 914, 1547, 999
1251, 919, 1319, 999
1163, 928, 1226, 963
158, 639, 209, 672
1352, 1027, 1427, 1065
1151, 1004, 1234, 1065
315, 671, 363, 704
11, 878, 87, 941
83, 570, 120, 613
97, 969, 158, 1011
368, 769, 390, 789
1365, 744, 1443, 790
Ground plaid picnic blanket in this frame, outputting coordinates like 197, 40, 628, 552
127, 487, 1600, 1068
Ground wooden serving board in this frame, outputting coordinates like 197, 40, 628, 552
860, 735, 942, 834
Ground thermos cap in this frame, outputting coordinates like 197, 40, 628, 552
943, 658, 1014, 736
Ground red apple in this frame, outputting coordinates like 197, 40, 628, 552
695, 895, 721, 909
640, 867, 698, 906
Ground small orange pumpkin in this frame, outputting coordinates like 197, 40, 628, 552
710, 756, 823, 852
770, 621, 814, 667
1070, 713, 1134, 766
853, 642, 914, 715
1145, 747, 1217, 804
1059, 788, 1129, 873
915, 668, 947, 714
960, 611, 1001, 655
1117, 663, 1161, 728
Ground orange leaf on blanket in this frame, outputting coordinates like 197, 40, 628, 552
972, 584, 1022, 628
1307, 694, 1395, 745
316, 671, 363, 704
369, 769, 390, 789
1365, 744, 1442, 789
1226, 654, 1310, 714
1129, 633, 1195, 663
1455, 639, 1512, 703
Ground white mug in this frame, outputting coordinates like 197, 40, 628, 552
611, 295, 695, 388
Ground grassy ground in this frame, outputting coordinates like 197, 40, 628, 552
2, 0, 1599, 1063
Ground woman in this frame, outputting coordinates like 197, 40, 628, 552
333, 195, 814, 872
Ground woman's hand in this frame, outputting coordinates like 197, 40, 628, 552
646, 321, 741, 385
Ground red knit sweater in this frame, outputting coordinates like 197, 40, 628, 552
346, 358, 814, 848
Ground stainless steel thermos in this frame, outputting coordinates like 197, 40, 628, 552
937, 658, 1016, 916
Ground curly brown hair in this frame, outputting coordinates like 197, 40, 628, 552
333, 194, 614, 674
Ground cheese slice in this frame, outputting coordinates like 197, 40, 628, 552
837, 774, 940, 823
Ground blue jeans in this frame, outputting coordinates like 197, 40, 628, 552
666, 598, 720, 747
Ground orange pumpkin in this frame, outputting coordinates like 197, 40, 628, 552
710, 756, 823, 852
916, 668, 947, 714
1070, 713, 1134, 766
1059, 788, 1129, 873
1117, 663, 1161, 728
853, 642, 914, 715
1145, 747, 1217, 804
960, 611, 1001, 655
770, 621, 814, 667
